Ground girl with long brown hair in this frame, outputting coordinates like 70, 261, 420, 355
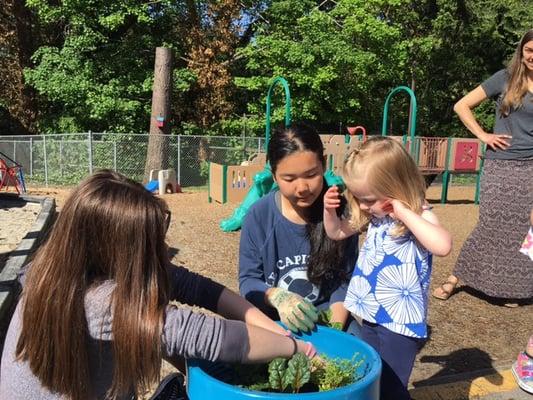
238, 123, 359, 336
433, 29, 533, 304
0, 170, 315, 400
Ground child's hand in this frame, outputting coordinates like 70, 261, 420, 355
383, 199, 409, 220
324, 185, 342, 210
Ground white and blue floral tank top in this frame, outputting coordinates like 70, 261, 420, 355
344, 215, 432, 339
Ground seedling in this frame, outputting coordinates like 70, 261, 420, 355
222, 352, 366, 393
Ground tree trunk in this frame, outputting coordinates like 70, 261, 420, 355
144, 47, 173, 182
0, 0, 39, 134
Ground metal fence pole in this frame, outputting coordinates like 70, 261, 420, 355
59, 139, 63, 177
13, 141, 16, 161
113, 140, 117, 171
88, 131, 93, 174
43, 135, 48, 186
29, 137, 33, 177
177, 135, 181, 185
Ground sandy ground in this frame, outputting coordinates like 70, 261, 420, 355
6, 184, 533, 390
0, 198, 40, 269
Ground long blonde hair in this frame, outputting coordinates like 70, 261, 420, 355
342, 137, 426, 236
16, 170, 170, 400
501, 29, 533, 116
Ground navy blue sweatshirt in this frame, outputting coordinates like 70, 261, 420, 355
238, 190, 358, 318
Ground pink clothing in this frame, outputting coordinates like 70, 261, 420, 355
520, 227, 533, 261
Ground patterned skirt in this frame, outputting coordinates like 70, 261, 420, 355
453, 158, 533, 299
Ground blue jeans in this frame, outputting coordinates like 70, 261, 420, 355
361, 320, 425, 400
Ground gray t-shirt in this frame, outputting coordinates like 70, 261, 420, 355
481, 69, 533, 160
0, 265, 249, 400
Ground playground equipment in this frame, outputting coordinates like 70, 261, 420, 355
0, 151, 26, 194
212, 82, 485, 232
145, 168, 181, 194
187, 325, 381, 400
208, 160, 264, 204
380, 86, 484, 204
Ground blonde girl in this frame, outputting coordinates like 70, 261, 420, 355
323, 137, 452, 400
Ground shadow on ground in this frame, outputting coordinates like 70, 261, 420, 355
412, 348, 503, 399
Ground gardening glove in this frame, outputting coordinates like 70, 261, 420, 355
266, 287, 318, 333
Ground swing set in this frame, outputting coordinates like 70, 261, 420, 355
0, 150, 26, 194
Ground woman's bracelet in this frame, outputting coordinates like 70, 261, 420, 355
288, 336, 298, 356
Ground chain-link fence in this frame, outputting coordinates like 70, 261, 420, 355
0, 133, 264, 187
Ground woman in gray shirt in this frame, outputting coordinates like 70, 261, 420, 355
433, 29, 533, 304
0, 170, 314, 400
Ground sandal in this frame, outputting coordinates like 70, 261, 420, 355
432, 276, 458, 301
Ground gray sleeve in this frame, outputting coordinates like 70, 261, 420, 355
166, 265, 225, 312
480, 69, 507, 99
162, 306, 249, 363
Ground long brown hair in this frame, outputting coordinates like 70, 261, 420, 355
501, 29, 533, 116
16, 170, 170, 400
343, 137, 426, 236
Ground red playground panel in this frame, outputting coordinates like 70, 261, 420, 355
452, 140, 481, 171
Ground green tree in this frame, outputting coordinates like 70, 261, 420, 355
234, 0, 532, 137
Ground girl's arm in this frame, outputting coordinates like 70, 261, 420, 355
454, 85, 511, 151
216, 288, 289, 336
329, 302, 349, 328
238, 209, 272, 312
389, 200, 452, 257
323, 186, 357, 240
163, 307, 313, 364
244, 324, 314, 363
167, 265, 288, 335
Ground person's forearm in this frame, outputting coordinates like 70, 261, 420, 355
329, 302, 349, 327
454, 101, 487, 139
324, 208, 355, 240
396, 209, 452, 256
217, 288, 287, 335
243, 325, 309, 363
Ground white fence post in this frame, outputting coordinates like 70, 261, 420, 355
113, 140, 117, 171
29, 137, 33, 177
59, 139, 63, 177
88, 131, 93, 174
43, 135, 48, 186
177, 135, 181, 185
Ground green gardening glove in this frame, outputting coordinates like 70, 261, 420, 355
266, 287, 319, 333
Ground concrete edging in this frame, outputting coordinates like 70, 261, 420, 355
0, 194, 56, 323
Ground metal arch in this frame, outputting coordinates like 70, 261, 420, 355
380, 85, 417, 154
265, 77, 291, 151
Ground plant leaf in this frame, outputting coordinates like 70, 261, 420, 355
268, 357, 288, 392
284, 352, 310, 393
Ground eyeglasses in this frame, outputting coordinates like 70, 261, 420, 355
164, 210, 171, 232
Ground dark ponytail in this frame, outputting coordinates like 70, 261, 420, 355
268, 123, 352, 288
305, 182, 352, 287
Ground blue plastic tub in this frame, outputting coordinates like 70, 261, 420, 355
187, 326, 381, 399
